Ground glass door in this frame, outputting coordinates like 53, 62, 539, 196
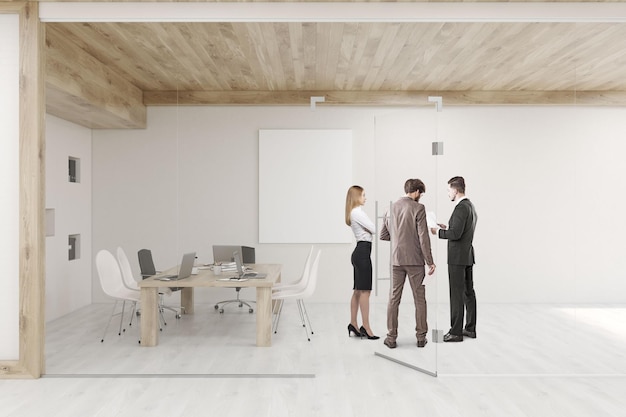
372, 106, 441, 376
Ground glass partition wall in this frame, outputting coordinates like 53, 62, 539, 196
45, 102, 626, 377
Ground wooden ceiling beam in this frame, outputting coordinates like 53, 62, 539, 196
144, 90, 626, 106
45, 26, 146, 129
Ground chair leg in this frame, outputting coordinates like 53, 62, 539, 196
101, 301, 118, 342
128, 301, 138, 327
160, 293, 183, 319
300, 299, 314, 335
159, 308, 167, 328
102, 301, 142, 342
272, 299, 285, 334
118, 300, 127, 335
129, 302, 141, 343
161, 305, 183, 319
296, 300, 311, 341
130, 302, 137, 327
296, 299, 306, 328
215, 287, 255, 314
272, 299, 313, 341
158, 294, 168, 326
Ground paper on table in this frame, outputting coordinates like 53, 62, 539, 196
426, 211, 438, 229
215, 262, 237, 271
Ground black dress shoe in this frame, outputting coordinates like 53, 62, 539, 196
417, 339, 427, 348
443, 332, 463, 342
462, 329, 476, 339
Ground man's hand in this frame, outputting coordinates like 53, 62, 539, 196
427, 264, 436, 276
430, 223, 446, 235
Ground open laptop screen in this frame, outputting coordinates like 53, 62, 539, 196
158, 251, 195, 280
212, 245, 240, 263
233, 251, 266, 279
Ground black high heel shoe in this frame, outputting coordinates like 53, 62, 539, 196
348, 324, 361, 337
360, 326, 380, 340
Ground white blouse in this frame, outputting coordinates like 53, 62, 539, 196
350, 206, 375, 242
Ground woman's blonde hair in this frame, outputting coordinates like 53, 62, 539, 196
345, 185, 364, 226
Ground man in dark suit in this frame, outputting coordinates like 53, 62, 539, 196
431, 176, 477, 342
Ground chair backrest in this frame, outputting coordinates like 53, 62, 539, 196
96, 249, 138, 300
137, 248, 157, 278
300, 245, 315, 281
288, 245, 316, 290
275, 245, 315, 291
117, 247, 139, 290
300, 250, 321, 298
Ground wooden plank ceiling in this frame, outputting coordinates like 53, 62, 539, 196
45, 19, 626, 128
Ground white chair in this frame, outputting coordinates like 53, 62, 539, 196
272, 249, 321, 341
96, 249, 141, 343
117, 247, 175, 329
272, 245, 315, 293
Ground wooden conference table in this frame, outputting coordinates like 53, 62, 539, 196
138, 264, 281, 347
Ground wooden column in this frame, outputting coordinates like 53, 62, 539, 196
0, 1, 45, 379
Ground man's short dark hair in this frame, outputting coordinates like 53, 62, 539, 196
404, 179, 426, 194
448, 176, 465, 194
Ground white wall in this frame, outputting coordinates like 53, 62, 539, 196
45, 115, 93, 321
91, 105, 626, 306
0, 14, 20, 360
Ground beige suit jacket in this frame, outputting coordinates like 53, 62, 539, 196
382, 196, 434, 267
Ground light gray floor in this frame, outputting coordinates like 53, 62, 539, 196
1, 302, 625, 417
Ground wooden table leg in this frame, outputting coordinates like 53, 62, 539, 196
181, 287, 194, 314
256, 287, 272, 347
140, 287, 159, 346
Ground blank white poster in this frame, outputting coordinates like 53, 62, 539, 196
259, 129, 353, 243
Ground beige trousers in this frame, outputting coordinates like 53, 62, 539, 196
386, 265, 427, 341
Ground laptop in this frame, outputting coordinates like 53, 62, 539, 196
233, 251, 266, 279
212, 245, 240, 263
157, 252, 196, 281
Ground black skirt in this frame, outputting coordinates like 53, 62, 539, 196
351, 241, 372, 291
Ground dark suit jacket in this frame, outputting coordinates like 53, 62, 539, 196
438, 198, 477, 266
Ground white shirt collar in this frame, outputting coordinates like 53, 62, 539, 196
455, 196, 467, 205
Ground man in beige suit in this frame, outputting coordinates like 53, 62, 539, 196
380, 179, 436, 348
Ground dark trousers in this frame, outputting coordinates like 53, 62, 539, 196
448, 264, 476, 336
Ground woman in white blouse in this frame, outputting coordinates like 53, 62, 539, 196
344, 185, 379, 340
